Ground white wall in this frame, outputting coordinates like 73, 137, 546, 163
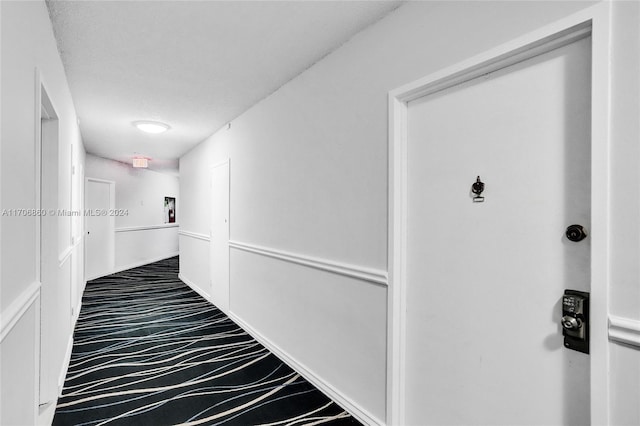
85, 154, 179, 274
0, 1, 86, 424
180, 1, 640, 424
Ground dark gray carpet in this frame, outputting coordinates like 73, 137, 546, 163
53, 257, 361, 425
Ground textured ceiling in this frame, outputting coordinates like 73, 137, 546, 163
47, 1, 402, 174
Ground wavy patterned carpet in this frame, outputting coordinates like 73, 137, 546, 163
53, 257, 360, 425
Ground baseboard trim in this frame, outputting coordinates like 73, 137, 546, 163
227, 311, 383, 426
1, 281, 41, 342
108, 252, 180, 277
229, 240, 388, 287
72, 298, 83, 329
37, 401, 57, 426
179, 273, 211, 301
58, 334, 74, 395
116, 223, 179, 233
179, 230, 210, 242
85, 273, 102, 282
609, 315, 640, 348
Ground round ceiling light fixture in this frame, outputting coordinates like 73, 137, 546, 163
133, 120, 170, 134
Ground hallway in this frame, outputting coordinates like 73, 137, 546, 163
2, 1, 640, 425
53, 257, 358, 425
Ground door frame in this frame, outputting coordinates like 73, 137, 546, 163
209, 159, 231, 313
84, 177, 115, 281
386, 4, 611, 425
36, 70, 61, 407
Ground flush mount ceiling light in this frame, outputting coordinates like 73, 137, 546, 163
133, 120, 170, 134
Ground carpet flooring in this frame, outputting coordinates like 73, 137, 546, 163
53, 257, 361, 426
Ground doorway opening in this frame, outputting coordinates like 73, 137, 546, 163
38, 81, 60, 406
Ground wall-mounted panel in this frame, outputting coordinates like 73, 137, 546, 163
610, 342, 640, 425
114, 225, 179, 273
0, 303, 37, 426
178, 233, 211, 300
229, 248, 387, 423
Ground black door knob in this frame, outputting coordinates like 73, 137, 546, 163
566, 224, 587, 242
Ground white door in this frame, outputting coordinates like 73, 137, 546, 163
85, 179, 113, 280
404, 37, 591, 425
210, 161, 230, 312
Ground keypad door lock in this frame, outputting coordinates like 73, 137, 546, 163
562, 290, 589, 354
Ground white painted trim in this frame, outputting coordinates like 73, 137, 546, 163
72, 296, 82, 330
80, 280, 88, 302
179, 273, 211, 301
59, 238, 82, 268
586, 4, 612, 424
58, 334, 74, 395
179, 230, 211, 242
229, 240, 388, 286
387, 87, 408, 426
390, 25, 591, 103
211, 158, 230, 170
38, 71, 64, 408
387, 4, 611, 425
88, 252, 179, 280
34, 66, 43, 426
34, 292, 42, 422
85, 274, 102, 283
37, 402, 57, 426
35, 68, 42, 287
609, 316, 640, 349
85, 177, 115, 185
227, 311, 383, 426
0, 281, 41, 342
115, 223, 179, 233
58, 245, 73, 267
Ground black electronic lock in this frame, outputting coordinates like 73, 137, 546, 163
561, 290, 589, 354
